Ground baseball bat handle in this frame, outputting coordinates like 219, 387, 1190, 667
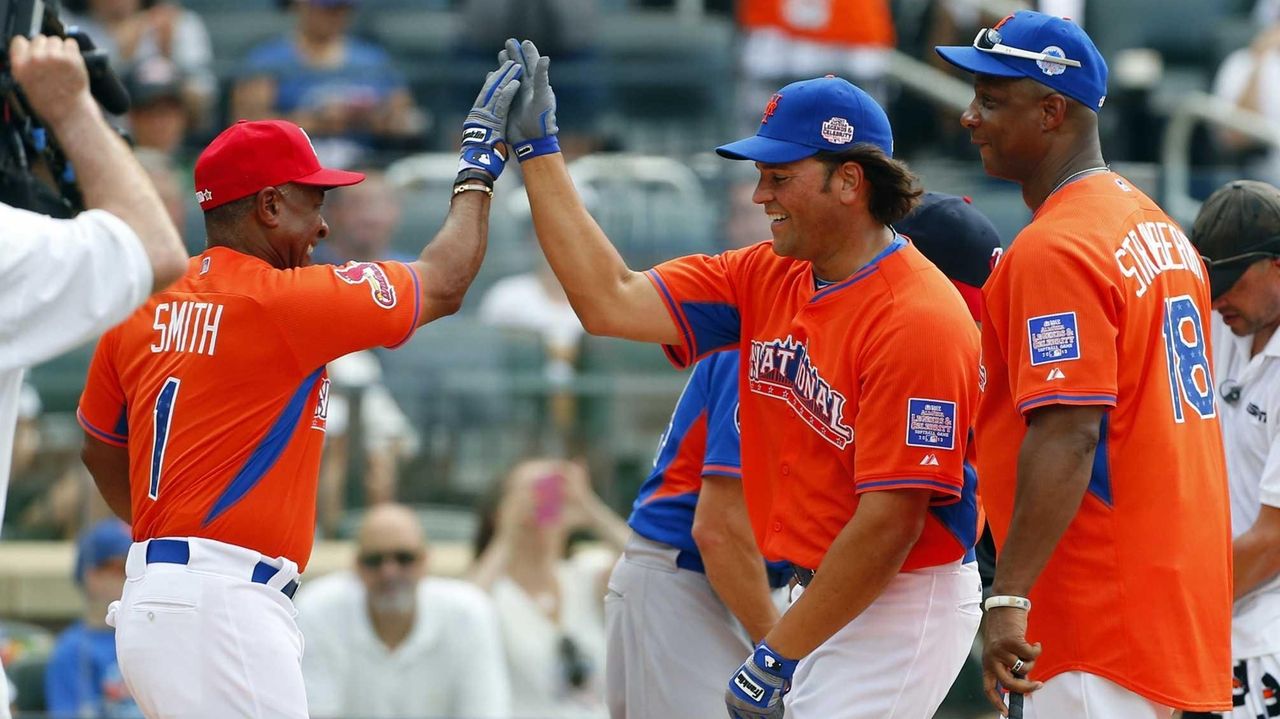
1007, 672, 1025, 719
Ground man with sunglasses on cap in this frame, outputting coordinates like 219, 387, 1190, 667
296, 503, 510, 718
937, 11, 1233, 718
502, 38, 982, 719
1188, 180, 1280, 719
72, 61, 524, 718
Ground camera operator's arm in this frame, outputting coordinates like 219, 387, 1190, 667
10, 35, 186, 291
0, 36, 189, 372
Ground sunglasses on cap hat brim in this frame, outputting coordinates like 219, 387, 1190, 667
971, 27, 1082, 68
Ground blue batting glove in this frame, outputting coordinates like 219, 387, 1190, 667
458, 59, 522, 181
498, 38, 560, 162
725, 641, 797, 719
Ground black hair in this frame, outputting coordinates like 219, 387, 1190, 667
813, 143, 923, 225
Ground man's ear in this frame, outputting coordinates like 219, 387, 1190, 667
838, 161, 865, 206
1041, 92, 1069, 132
255, 187, 284, 228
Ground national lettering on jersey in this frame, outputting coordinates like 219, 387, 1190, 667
748, 335, 853, 449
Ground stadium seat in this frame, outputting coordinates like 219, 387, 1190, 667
567, 153, 719, 267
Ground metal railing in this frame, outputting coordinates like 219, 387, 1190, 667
1160, 90, 1280, 222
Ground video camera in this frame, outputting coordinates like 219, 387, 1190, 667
0, 0, 129, 217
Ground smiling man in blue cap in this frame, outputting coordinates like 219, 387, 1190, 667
501, 38, 984, 719
937, 11, 1233, 719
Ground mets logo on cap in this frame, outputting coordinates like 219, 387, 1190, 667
821, 117, 854, 145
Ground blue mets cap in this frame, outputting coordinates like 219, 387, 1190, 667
935, 11, 1108, 112
74, 519, 132, 585
716, 76, 894, 163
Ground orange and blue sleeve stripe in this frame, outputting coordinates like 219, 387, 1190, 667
77, 407, 128, 447
1017, 392, 1117, 415
646, 268, 697, 368
702, 463, 741, 479
387, 262, 422, 349
856, 476, 962, 499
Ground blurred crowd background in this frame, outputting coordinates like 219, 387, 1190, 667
1, 0, 1277, 716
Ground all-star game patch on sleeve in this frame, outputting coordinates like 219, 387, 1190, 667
267, 260, 422, 372
989, 231, 1120, 416
646, 249, 753, 369
851, 301, 979, 502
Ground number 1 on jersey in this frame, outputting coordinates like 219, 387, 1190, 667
1161, 296, 1215, 422
150, 377, 180, 500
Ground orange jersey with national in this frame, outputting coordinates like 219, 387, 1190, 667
976, 172, 1232, 711
77, 248, 421, 570
648, 239, 981, 571
738, 0, 895, 47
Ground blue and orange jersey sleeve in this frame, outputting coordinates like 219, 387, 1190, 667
700, 351, 742, 479
78, 331, 129, 447
265, 260, 422, 371
646, 249, 752, 369
988, 229, 1120, 416
852, 295, 979, 502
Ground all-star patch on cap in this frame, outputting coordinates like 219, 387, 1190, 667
1191, 180, 1280, 299
716, 75, 894, 163
935, 11, 1108, 112
194, 119, 365, 211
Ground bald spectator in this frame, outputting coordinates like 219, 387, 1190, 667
295, 504, 511, 719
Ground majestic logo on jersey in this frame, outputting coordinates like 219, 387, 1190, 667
1027, 312, 1080, 366
821, 117, 854, 145
906, 398, 956, 450
748, 336, 854, 449
761, 93, 782, 124
311, 377, 330, 432
1046, 367, 1067, 381
334, 261, 397, 309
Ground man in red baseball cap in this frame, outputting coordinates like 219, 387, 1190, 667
74, 61, 522, 718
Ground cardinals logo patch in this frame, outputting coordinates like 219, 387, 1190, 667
334, 261, 397, 309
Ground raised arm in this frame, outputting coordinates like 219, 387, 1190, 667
11, 35, 186, 291
409, 60, 522, 325
503, 39, 680, 344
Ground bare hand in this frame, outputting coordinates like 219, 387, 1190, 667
981, 607, 1043, 716
9, 35, 95, 130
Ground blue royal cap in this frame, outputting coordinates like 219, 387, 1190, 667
74, 519, 132, 585
717, 76, 894, 163
935, 11, 1108, 112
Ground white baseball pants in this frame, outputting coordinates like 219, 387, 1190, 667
786, 560, 982, 719
110, 537, 308, 719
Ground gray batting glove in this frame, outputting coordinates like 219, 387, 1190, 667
497, 38, 560, 162
458, 58, 522, 181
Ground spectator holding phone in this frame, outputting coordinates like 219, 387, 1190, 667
470, 458, 629, 718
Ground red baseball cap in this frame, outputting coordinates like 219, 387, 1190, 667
193, 120, 365, 211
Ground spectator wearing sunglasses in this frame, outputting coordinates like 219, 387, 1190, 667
294, 504, 511, 719
1185, 180, 1280, 719
938, 11, 1233, 719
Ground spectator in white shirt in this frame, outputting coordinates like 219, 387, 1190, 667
296, 503, 511, 719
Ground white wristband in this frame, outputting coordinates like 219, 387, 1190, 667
983, 594, 1032, 612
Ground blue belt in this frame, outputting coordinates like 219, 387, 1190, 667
676, 550, 793, 589
145, 539, 299, 600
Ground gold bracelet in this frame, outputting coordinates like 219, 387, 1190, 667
452, 182, 494, 198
